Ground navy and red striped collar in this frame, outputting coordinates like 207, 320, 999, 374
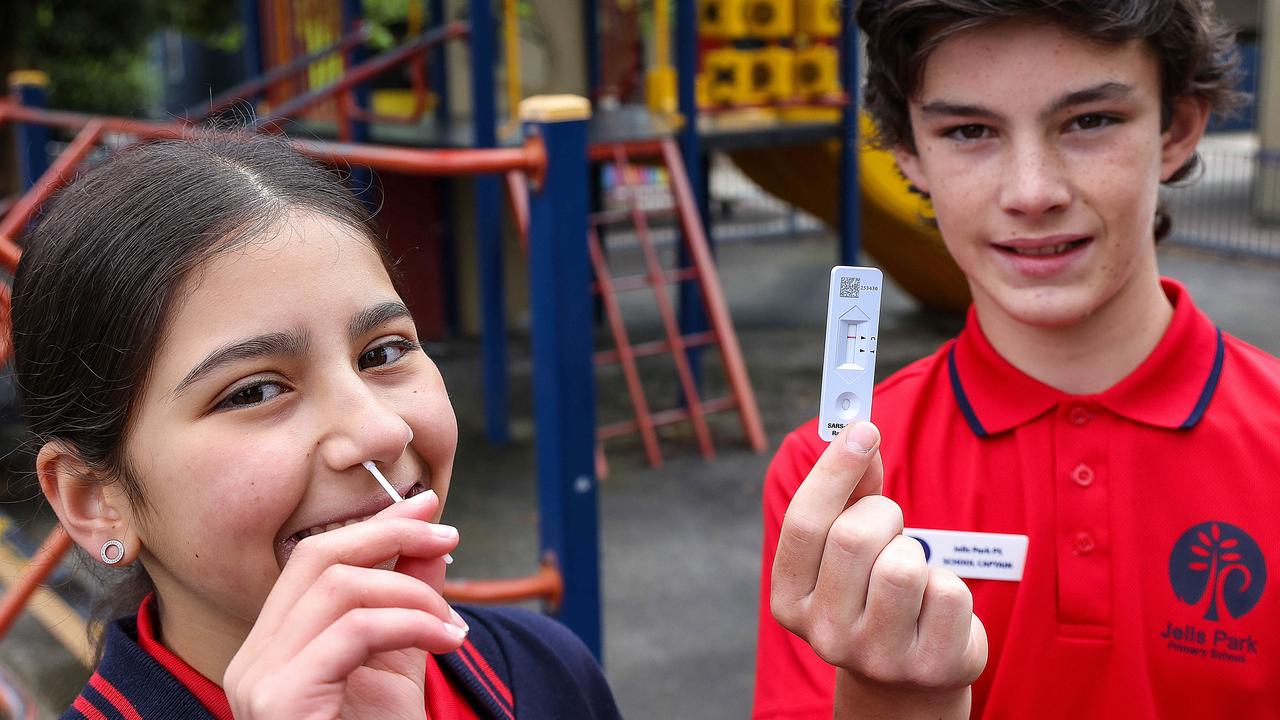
949, 278, 1224, 437
72, 597, 514, 720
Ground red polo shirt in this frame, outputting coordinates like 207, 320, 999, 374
136, 593, 480, 719
754, 279, 1280, 719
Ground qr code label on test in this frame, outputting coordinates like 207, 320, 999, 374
840, 277, 861, 299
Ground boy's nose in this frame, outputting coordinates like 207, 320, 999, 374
998, 142, 1072, 220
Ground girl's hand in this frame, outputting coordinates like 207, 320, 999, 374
224, 490, 465, 720
770, 422, 987, 720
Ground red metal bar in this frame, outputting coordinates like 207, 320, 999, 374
588, 227, 663, 467
594, 330, 717, 365
0, 527, 73, 642
599, 396, 739, 439
590, 206, 679, 227
0, 119, 104, 268
597, 267, 698, 294
442, 557, 563, 610
0, 103, 545, 179
186, 26, 373, 120
505, 170, 530, 250
698, 94, 850, 115
611, 145, 715, 459
660, 138, 767, 452
256, 22, 468, 129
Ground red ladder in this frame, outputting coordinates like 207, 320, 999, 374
510, 137, 766, 468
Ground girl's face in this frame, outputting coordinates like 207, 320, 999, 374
121, 212, 457, 647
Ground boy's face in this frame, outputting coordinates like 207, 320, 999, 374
894, 20, 1208, 329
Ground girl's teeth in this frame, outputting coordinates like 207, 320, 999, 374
297, 514, 374, 541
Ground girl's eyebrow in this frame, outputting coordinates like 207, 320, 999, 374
348, 301, 413, 342
172, 330, 309, 398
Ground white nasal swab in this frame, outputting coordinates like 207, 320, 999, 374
363, 459, 454, 565
363, 461, 403, 502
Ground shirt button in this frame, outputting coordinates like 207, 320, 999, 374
1071, 463, 1095, 487
1074, 532, 1096, 556
1069, 405, 1092, 426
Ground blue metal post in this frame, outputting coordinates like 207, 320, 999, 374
340, 0, 373, 144
675, 0, 708, 390
341, 0, 374, 205
429, 0, 451, 127
838, 4, 862, 264
584, 0, 600, 98
240, 0, 264, 81
471, 0, 509, 444
523, 98, 601, 659
10, 73, 51, 191
427, 0, 459, 334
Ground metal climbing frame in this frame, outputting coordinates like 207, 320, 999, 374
508, 136, 768, 469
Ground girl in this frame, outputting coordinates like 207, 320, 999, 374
13, 135, 621, 719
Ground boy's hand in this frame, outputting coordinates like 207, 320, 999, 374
770, 422, 987, 718
225, 489, 465, 720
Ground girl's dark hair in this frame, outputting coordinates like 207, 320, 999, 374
855, 0, 1246, 240
11, 135, 385, 632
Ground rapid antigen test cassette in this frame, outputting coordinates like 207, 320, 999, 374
818, 266, 883, 441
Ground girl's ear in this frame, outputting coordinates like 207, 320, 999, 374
893, 144, 931, 196
37, 441, 140, 566
1160, 96, 1211, 182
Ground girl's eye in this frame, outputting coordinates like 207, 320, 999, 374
359, 339, 419, 370
944, 124, 992, 142
217, 381, 287, 411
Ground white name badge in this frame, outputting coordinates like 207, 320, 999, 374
903, 528, 1029, 582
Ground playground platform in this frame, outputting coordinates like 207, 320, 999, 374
2, 232, 1278, 719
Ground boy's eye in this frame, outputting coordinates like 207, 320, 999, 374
1068, 113, 1115, 131
358, 340, 419, 370
218, 381, 287, 410
944, 124, 991, 141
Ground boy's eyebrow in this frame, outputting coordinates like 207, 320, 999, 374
1041, 81, 1135, 120
918, 82, 1136, 123
348, 301, 413, 342
173, 330, 309, 397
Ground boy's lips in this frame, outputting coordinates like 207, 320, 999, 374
991, 235, 1093, 278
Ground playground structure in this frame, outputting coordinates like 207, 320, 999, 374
0, 0, 976, 693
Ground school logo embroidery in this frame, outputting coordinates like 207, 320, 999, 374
1170, 522, 1266, 620
1160, 521, 1265, 664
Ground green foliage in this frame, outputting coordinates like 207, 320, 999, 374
2, 0, 239, 116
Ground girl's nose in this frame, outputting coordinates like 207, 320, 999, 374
316, 380, 414, 473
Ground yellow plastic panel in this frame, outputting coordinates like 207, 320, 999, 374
703, 48, 753, 104
797, 0, 840, 37
794, 44, 839, 97
699, 0, 748, 38
744, 0, 794, 38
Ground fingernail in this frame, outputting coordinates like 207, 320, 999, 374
408, 488, 437, 506
431, 524, 458, 539
443, 553, 455, 565
444, 623, 468, 640
450, 608, 470, 632
845, 421, 879, 453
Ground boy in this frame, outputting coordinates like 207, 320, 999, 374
759, 1, 1280, 718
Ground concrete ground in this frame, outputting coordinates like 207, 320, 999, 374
3, 233, 1278, 719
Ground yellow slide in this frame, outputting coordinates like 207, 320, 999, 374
728, 116, 971, 311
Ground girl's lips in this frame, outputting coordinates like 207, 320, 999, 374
276, 480, 429, 558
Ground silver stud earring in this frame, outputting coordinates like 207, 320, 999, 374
100, 539, 125, 565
